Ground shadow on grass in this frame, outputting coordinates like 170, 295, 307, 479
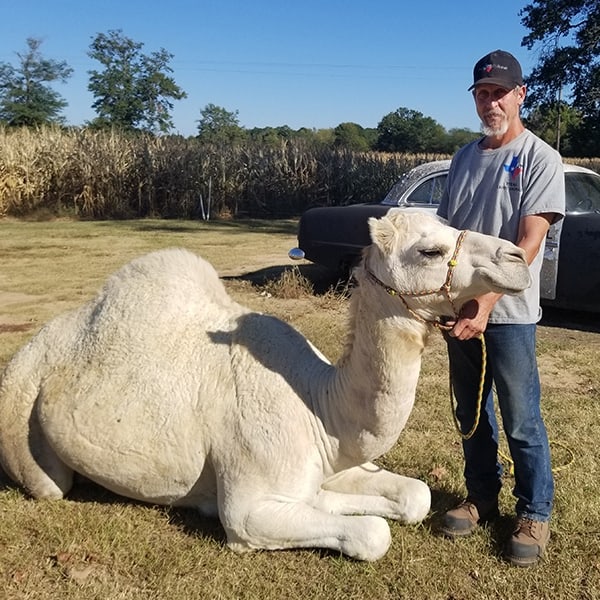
118, 218, 300, 236
70, 479, 229, 545
0, 468, 229, 546
428, 487, 517, 561
224, 263, 348, 296
166, 507, 228, 545
0, 466, 12, 491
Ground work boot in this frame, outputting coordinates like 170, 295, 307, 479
505, 517, 550, 567
440, 497, 499, 538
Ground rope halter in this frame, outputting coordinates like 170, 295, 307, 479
364, 229, 468, 330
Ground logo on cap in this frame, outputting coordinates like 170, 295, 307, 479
469, 50, 523, 91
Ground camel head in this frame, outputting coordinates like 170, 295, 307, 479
361, 209, 531, 323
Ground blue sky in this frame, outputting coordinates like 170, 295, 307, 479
3, 1, 537, 137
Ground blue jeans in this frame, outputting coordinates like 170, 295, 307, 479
445, 323, 554, 521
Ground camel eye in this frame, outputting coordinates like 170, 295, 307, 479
420, 248, 444, 259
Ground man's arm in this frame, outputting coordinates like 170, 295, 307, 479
517, 213, 555, 263
448, 214, 555, 340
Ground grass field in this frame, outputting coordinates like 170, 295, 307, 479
1, 218, 600, 600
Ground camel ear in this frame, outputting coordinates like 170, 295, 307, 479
368, 215, 399, 254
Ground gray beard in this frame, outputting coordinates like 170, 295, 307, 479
480, 118, 509, 138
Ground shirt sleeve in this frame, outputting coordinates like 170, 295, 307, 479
521, 149, 566, 222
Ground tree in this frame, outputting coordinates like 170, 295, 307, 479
0, 38, 73, 127
247, 126, 290, 144
196, 103, 246, 143
333, 122, 375, 152
445, 128, 481, 153
376, 107, 447, 153
87, 30, 186, 133
520, 0, 600, 155
523, 101, 582, 156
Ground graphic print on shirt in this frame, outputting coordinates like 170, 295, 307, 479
498, 155, 523, 193
500, 155, 523, 192
504, 156, 522, 179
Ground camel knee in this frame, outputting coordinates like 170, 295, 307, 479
345, 515, 391, 561
402, 478, 431, 523
222, 499, 393, 561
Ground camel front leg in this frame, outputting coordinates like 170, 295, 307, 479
317, 462, 430, 523
220, 496, 392, 562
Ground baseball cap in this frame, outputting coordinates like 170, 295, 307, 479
468, 50, 524, 91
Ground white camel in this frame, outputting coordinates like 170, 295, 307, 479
0, 210, 530, 561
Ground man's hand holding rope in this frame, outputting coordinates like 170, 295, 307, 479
447, 293, 502, 340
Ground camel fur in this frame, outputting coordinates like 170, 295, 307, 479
0, 210, 531, 561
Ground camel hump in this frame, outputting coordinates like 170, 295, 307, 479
105, 247, 230, 303
92, 248, 239, 323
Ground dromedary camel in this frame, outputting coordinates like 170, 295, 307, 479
0, 210, 531, 561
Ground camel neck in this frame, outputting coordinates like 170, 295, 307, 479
321, 279, 428, 464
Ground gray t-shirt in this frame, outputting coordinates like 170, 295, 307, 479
437, 129, 565, 324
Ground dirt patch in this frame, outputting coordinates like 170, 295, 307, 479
217, 254, 296, 278
0, 290, 41, 306
538, 353, 584, 390
0, 323, 35, 334
0, 290, 42, 334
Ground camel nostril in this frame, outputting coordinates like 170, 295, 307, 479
512, 248, 527, 263
495, 247, 526, 263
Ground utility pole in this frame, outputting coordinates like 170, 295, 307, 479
556, 84, 562, 152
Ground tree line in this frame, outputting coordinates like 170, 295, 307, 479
0, 1, 598, 157
196, 104, 482, 155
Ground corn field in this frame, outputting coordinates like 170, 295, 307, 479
1, 127, 599, 220
0, 127, 451, 219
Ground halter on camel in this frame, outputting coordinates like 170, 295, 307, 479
364, 229, 485, 441
364, 229, 468, 332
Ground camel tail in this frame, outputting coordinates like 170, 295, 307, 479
0, 331, 73, 499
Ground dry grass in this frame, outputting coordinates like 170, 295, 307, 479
1, 218, 600, 600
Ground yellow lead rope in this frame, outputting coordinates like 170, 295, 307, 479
449, 334, 487, 440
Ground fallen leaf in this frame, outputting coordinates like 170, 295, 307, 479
428, 465, 447, 481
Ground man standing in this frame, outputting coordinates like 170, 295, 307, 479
437, 49, 565, 567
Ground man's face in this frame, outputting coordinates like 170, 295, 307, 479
473, 83, 526, 137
